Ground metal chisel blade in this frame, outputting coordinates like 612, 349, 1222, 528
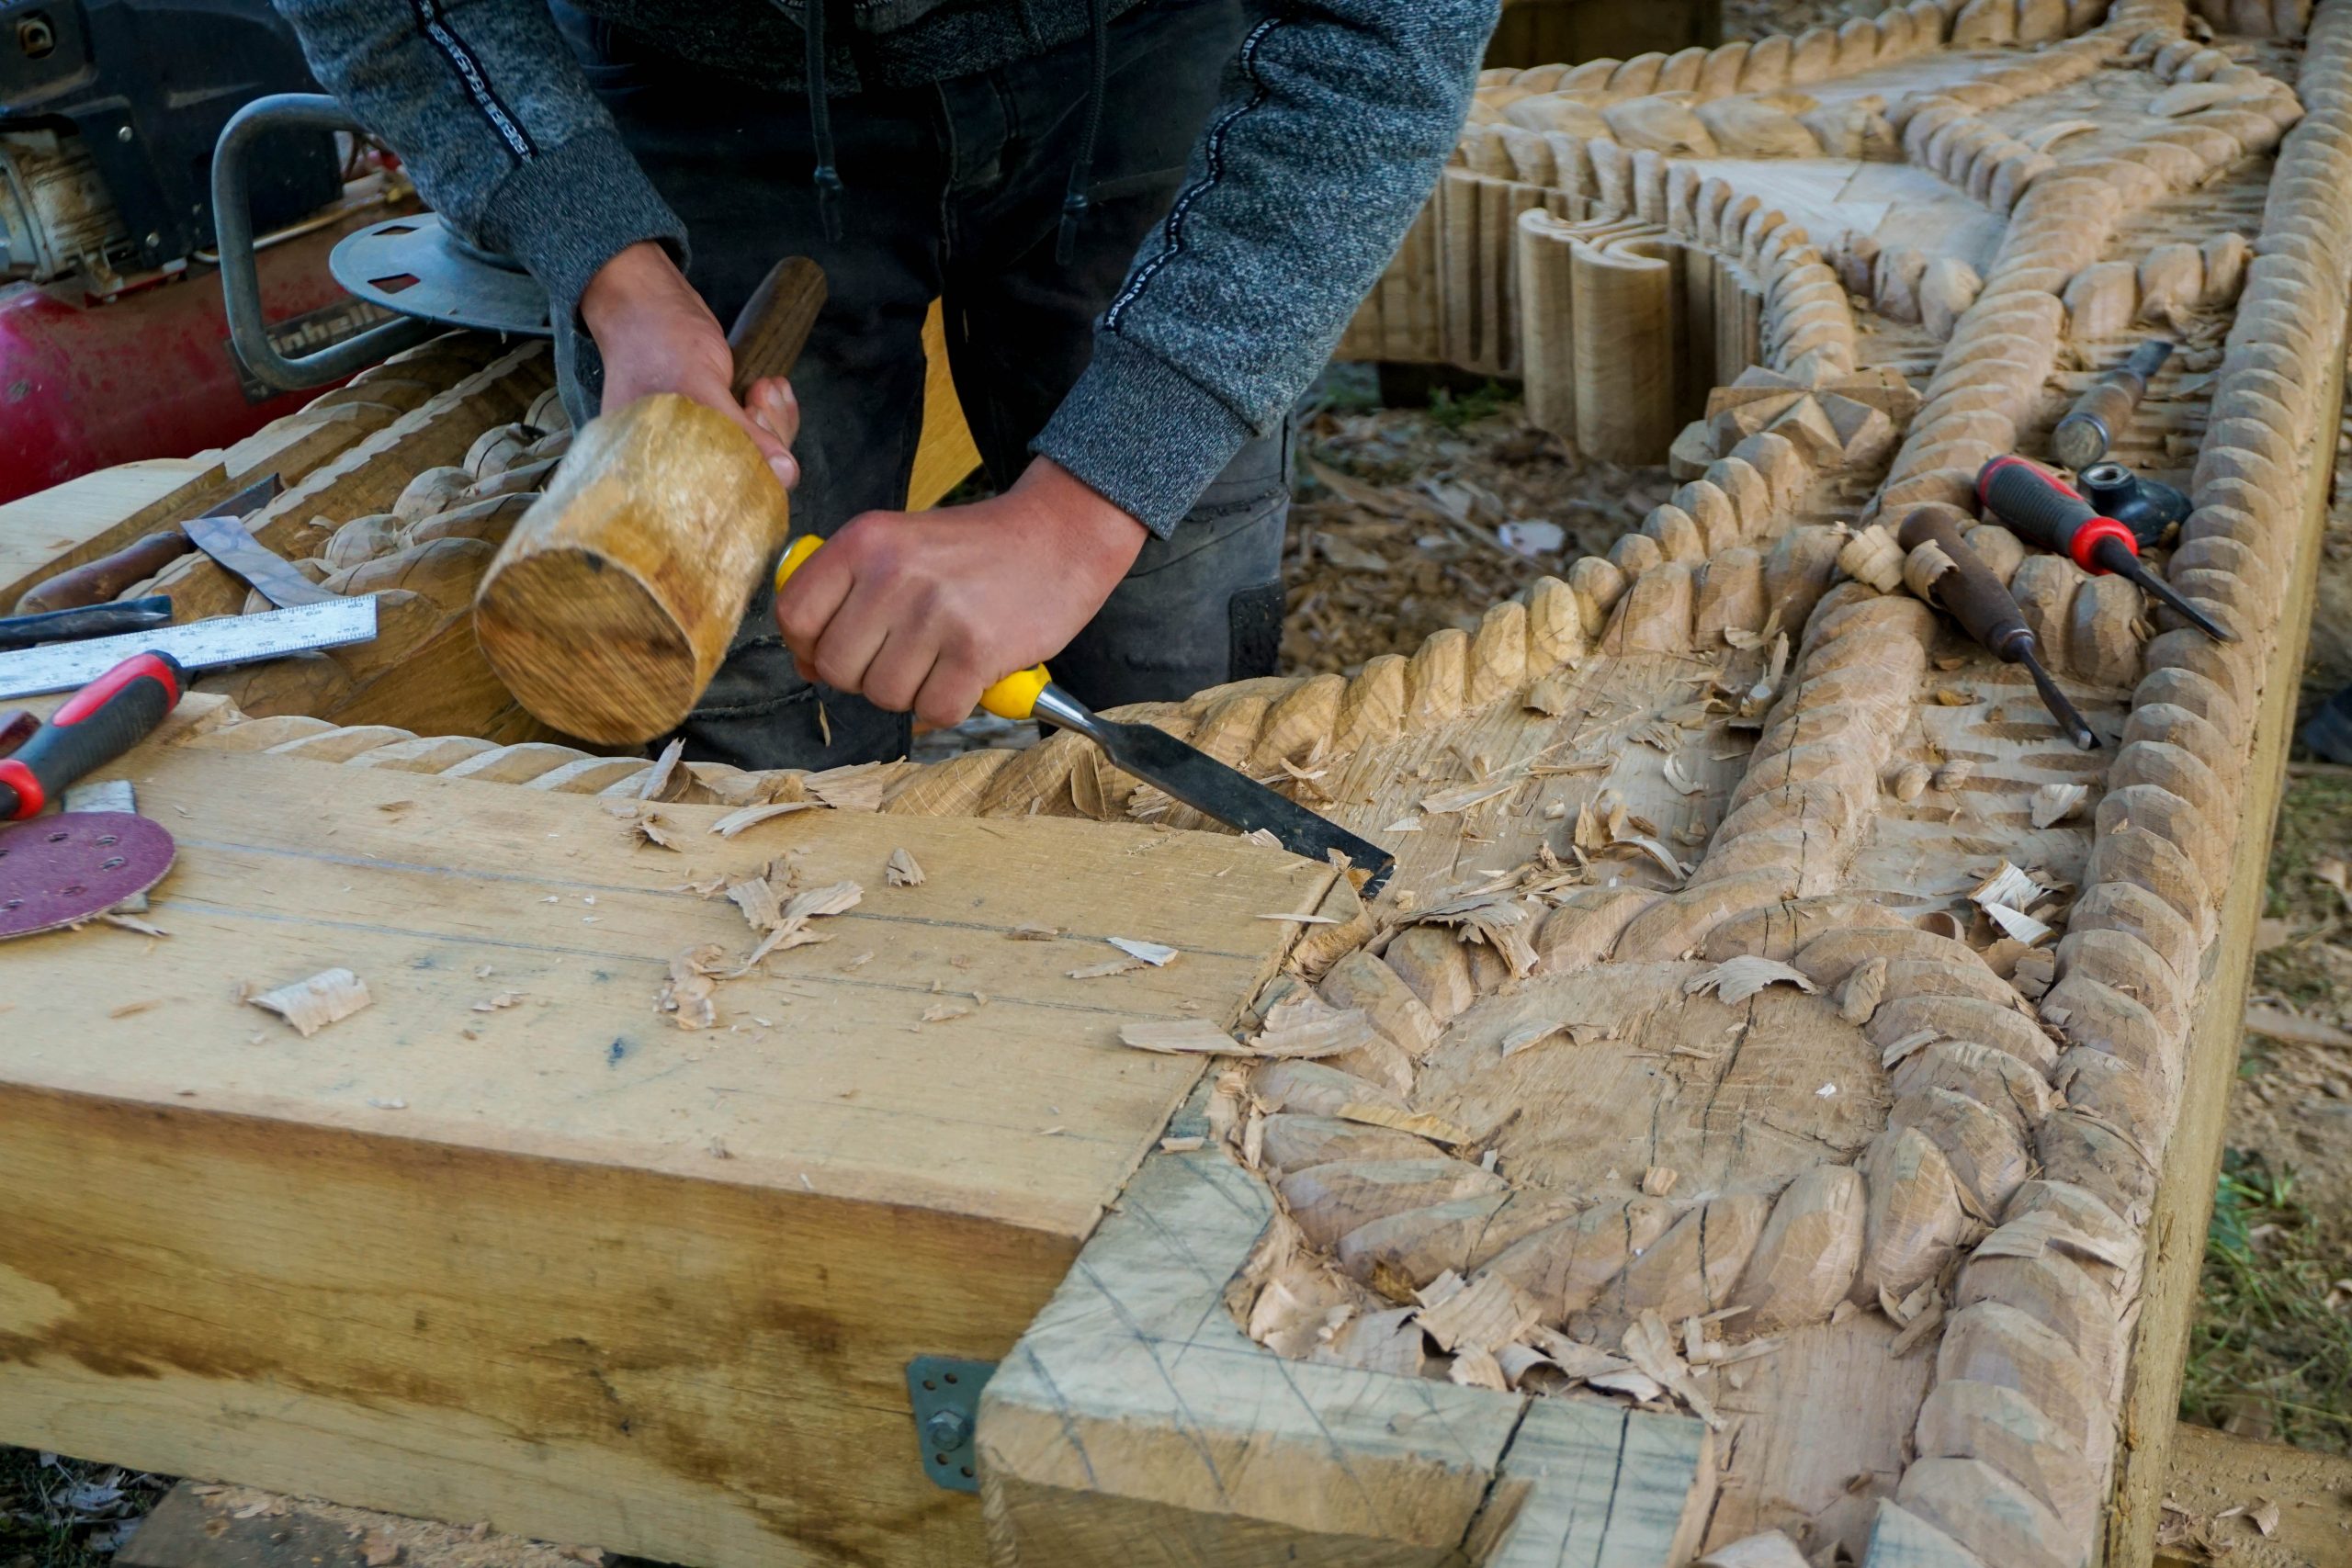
1091, 718, 1395, 897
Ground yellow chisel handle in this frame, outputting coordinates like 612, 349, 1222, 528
773, 535, 1051, 721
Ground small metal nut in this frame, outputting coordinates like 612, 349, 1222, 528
924, 1407, 973, 1452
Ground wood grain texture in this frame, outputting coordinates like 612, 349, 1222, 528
0, 458, 226, 612
978, 1100, 1713, 1568
0, 744, 1326, 1568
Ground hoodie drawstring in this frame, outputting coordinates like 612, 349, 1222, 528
787, 0, 1104, 263
803, 0, 845, 241
1055, 0, 1108, 265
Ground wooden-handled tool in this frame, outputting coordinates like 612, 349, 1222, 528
2049, 338, 2172, 472
14, 472, 282, 616
1895, 504, 2098, 751
773, 537, 1396, 893
472, 257, 827, 746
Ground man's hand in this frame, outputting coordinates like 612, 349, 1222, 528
775, 459, 1148, 728
581, 241, 800, 489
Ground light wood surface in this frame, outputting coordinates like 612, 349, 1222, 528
0, 458, 226, 611
0, 742, 1327, 1568
2156, 1426, 2352, 1565
978, 1090, 1713, 1566
2104, 241, 2349, 1568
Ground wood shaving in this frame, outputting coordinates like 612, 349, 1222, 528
1879, 1028, 1939, 1068
709, 800, 818, 838
1589, 1367, 1666, 1402
470, 992, 523, 1013
1118, 1019, 1242, 1055
657, 945, 724, 1030
919, 1002, 970, 1024
1007, 922, 1060, 941
2030, 783, 2087, 829
1445, 1345, 1510, 1392
1069, 958, 1146, 979
1838, 956, 1887, 1025
1239, 827, 1283, 850
726, 876, 785, 931
1412, 1270, 1539, 1355
1663, 754, 1703, 795
1334, 1101, 1473, 1145
1931, 759, 1974, 794
1641, 1166, 1679, 1197
807, 761, 890, 811
1524, 672, 1575, 716
1623, 1309, 1722, 1428
634, 813, 686, 851
1247, 994, 1378, 1058
1109, 937, 1179, 966
885, 847, 926, 886
1159, 1135, 1205, 1153
101, 912, 170, 937
1420, 776, 1521, 815
1890, 761, 1931, 803
636, 738, 686, 802
1685, 956, 1817, 1006
2252, 1501, 2280, 1537
247, 968, 372, 1038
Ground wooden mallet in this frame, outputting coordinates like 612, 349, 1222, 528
472, 257, 827, 746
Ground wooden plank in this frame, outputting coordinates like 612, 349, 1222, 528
2103, 253, 2352, 1568
977, 1100, 1712, 1566
0, 457, 227, 611
0, 742, 1329, 1568
118, 1482, 593, 1568
2155, 1426, 2352, 1565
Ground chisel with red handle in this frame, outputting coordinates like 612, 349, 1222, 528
1975, 455, 2233, 643
0, 651, 187, 820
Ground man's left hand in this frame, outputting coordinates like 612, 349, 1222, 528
773, 458, 1148, 729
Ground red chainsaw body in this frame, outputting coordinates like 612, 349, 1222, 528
0, 219, 370, 504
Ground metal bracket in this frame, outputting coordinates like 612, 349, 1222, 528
905, 1356, 995, 1493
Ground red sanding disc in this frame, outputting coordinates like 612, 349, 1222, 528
0, 811, 176, 940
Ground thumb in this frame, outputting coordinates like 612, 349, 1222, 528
742, 378, 801, 491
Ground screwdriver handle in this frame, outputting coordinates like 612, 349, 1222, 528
1976, 456, 2142, 574
0, 650, 185, 820
728, 257, 828, 400
771, 536, 1051, 721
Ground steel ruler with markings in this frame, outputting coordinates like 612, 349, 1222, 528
0, 596, 379, 700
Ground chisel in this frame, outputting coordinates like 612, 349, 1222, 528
774, 536, 1396, 895
2049, 338, 2173, 472
1894, 505, 2098, 750
1976, 455, 2233, 643
0, 596, 174, 653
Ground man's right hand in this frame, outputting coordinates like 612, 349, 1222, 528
580, 241, 800, 490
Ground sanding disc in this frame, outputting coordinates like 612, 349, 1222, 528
331, 214, 553, 337
0, 812, 176, 941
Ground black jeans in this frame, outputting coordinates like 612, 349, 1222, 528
556, 0, 1291, 769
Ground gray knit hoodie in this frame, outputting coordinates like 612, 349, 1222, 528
270, 0, 1498, 534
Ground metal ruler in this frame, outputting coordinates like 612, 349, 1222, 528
0, 596, 379, 700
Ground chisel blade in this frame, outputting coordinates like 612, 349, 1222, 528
1090, 717, 1395, 897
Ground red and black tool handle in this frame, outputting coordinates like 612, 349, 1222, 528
1976, 456, 2140, 570
1976, 454, 2233, 642
0, 651, 186, 820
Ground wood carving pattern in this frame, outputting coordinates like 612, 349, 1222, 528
77, 0, 2347, 1562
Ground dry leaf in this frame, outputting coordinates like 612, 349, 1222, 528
247, 968, 372, 1037
886, 847, 926, 886
1685, 956, 1817, 1006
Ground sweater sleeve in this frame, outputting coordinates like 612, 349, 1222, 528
272, 0, 685, 326
1031, 0, 1497, 536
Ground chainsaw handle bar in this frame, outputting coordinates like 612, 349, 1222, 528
212, 94, 439, 392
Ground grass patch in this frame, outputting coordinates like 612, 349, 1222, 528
2180, 1148, 2352, 1452
0, 1448, 168, 1568
1426, 379, 1516, 431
